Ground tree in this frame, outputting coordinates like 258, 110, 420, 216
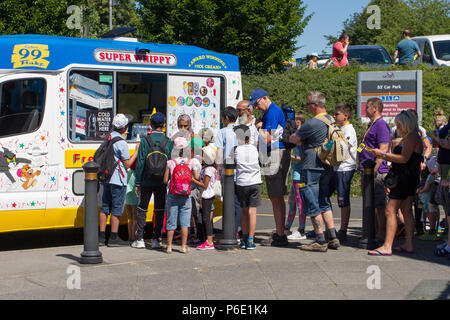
137, 0, 311, 73
0, 0, 141, 39
325, 0, 450, 55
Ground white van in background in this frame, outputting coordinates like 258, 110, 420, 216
412, 34, 450, 67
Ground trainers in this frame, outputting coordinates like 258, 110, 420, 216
300, 241, 328, 252
287, 230, 307, 240
305, 230, 316, 239
196, 241, 215, 250
107, 236, 129, 247
327, 238, 340, 250
131, 239, 146, 249
246, 241, 256, 250
99, 233, 106, 247
419, 231, 439, 241
240, 238, 247, 249
271, 233, 288, 246
336, 230, 347, 243
151, 239, 161, 249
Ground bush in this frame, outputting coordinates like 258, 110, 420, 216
243, 64, 450, 197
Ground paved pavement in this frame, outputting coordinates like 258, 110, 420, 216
0, 198, 449, 301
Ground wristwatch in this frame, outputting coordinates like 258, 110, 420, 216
382, 152, 387, 159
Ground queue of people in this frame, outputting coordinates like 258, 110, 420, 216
98, 92, 449, 257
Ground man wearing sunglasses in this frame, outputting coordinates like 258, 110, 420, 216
250, 89, 290, 246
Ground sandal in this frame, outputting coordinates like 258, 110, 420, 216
180, 245, 190, 254
434, 247, 450, 257
166, 246, 172, 254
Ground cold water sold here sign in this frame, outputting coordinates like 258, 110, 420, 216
357, 70, 423, 123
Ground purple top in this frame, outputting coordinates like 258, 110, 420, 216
358, 117, 391, 173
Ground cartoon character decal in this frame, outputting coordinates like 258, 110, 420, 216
0, 146, 31, 184
17, 164, 41, 190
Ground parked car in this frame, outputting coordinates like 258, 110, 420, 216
412, 34, 450, 67
347, 45, 393, 67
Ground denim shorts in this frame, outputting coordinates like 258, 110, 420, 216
166, 193, 192, 230
101, 183, 126, 216
299, 168, 333, 217
335, 170, 355, 208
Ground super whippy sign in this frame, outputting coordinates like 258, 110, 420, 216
94, 49, 177, 67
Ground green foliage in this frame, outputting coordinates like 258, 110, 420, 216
326, 0, 450, 55
243, 64, 450, 197
0, 0, 141, 39
137, 0, 312, 74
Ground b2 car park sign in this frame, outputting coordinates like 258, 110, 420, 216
357, 70, 423, 123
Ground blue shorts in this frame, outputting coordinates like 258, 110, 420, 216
299, 168, 334, 217
101, 183, 126, 216
335, 170, 355, 208
166, 193, 192, 230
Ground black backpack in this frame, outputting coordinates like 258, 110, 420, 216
145, 135, 169, 181
280, 105, 297, 149
93, 135, 124, 183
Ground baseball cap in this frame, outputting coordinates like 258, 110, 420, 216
311, 52, 318, 57
112, 113, 133, 129
249, 89, 268, 107
150, 112, 166, 125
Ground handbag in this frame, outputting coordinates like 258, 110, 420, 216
383, 168, 402, 189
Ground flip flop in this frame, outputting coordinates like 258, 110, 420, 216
368, 249, 392, 256
393, 247, 415, 254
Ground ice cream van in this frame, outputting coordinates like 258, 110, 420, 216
0, 34, 242, 233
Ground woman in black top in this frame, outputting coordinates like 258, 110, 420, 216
368, 110, 423, 256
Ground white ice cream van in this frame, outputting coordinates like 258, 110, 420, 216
0, 34, 242, 233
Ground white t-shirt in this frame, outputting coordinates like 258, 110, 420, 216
235, 144, 262, 186
200, 166, 217, 199
247, 118, 259, 147
335, 123, 357, 172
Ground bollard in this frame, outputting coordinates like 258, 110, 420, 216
216, 163, 238, 250
80, 161, 103, 264
359, 158, 377, 250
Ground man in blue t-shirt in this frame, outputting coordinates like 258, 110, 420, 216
250, 89, 290, 246
393, 30, 421, 65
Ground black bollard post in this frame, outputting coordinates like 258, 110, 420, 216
80, 161, 103, 264
359, 159, 377, 250
216, 163, 238, 250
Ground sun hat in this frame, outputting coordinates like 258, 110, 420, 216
173, 136, 188, 149
202, 145, 216, 165
112, 113, 133, 129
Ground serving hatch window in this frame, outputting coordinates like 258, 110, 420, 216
68, 70, 114, 142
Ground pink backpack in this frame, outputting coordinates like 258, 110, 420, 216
169, 159, 192, 196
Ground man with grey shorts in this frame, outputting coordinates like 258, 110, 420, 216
251, 89, 290, 246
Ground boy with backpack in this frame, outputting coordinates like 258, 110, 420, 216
133, 112, 173, 249
97, 113, 139, 247
164, 136, 200, 254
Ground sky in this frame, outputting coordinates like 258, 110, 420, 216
294, 0, 371, 59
